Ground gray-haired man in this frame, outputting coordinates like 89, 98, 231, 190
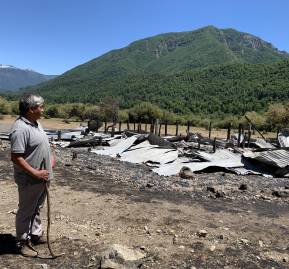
10, 94, 55, 257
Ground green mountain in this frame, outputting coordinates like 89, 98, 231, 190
27, 26, 289, 116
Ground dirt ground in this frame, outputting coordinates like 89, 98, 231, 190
1, 140, 289, 268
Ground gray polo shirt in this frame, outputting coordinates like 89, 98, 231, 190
10, 116, 53, 185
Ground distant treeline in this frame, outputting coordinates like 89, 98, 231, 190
1, 96, 289, 131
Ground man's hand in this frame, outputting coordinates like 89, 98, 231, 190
34, 169, 49, 181
11, 153, 49, 181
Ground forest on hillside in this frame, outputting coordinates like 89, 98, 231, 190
19, 60, 289, 119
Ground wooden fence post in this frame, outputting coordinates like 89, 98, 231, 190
175, 121, 179, 136
57, 130, 61, 140
208, 121, 212, 139
158, 122, 162, 136
165, 121, 168, 136
104, 121, 107, 133
248, 130, 251, 148
237, 124, 242, 147
111, 122, 115, 137
213, 137, 216, 152
155, 119, 159, 135
227, 122, 231, 140
150, 119, 154, 133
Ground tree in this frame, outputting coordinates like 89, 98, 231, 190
45, 105, 60, 118
0, 97, 11, 114
266, 103, 287, 128
161, 110, 177, 124
118, 110, 129, 123
129, 102, 162, 122
83, 106, 102, 121
243, 111, 266, 130
100, 96, 119, 123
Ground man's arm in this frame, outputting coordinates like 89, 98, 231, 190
11, 153, 49, 181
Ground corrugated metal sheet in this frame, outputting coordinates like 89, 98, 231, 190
253, 138, 275, 149
193, 149, 242, 163
120, 147, 178, 164
153, 149, 243, 176
0, 132, 9, 140
243, 149, 289, 168
91, 135, 139, 157
278, 135, 289, 147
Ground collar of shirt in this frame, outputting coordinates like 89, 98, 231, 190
18, 116, 39, 127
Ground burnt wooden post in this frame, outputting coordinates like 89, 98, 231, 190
248, 130, 251, 148
96, 119, 100, 132
119, 122, 122, 132
227, 122, 231, 140
57, 130, 61, 140
111, 123, 115, 137
247, 124, 252, 148
208, 121, 212, 139
133, 121, 136, 131
237, 124, 242, 147
213, 137, 216, 152
126, 120, 130, 130
104, 120, 107, 133
245, 115, 266, 141
150, 119, 154, 133
276, 128, 279, 140
165, 120, 168, 136
98, 136, 102, 146
137, 122, 141, 132
158, 123, 162, 136
175, 121, 179, 136
187, 121, 191, 134
154, 119, 159, 135
145, 122, 148, 132
242, 126, 245, 148
198, 138, 201, 149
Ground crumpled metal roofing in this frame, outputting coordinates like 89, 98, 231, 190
278, 133, 289, 147
153, 149, 243, 176
243, 149, 289, 168
91, 135, 139, 157
253, 138, 275, 149
120, 147, 178, 164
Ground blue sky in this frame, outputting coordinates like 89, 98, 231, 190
1, 0, 288, 75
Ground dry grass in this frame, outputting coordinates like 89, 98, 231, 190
0, 115, 84, 129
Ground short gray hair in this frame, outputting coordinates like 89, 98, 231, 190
19, 94, 44, 116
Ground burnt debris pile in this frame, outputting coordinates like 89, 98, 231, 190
30, 125, 289, 178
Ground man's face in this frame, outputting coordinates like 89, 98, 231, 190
30, 104, 44, 120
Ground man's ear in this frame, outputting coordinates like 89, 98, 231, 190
28, 107, 34, 114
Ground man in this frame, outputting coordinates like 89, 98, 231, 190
10, 94, 54, 257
